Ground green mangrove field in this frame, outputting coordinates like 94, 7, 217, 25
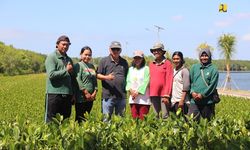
0, 74, 250, 149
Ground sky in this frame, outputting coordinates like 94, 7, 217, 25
0, 0, 250, 60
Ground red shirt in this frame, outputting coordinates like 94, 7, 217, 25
149, 59, 173, 97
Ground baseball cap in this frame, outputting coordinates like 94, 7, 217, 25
133, 50, 144, 58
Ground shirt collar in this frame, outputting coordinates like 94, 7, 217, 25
153, 57, 166, 66
109, 55, 120, 63
55, 49, 68, 59
199, 63, 212, 69
175, 66, 184, 72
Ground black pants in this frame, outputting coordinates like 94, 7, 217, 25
188, 103, 215, 121
75, 101, 93, 123
45, 94, 72, 123
170, 102, 189, 115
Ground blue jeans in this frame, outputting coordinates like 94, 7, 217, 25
102, 98, 126, 121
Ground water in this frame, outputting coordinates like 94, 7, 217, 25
218, 72, 250, 91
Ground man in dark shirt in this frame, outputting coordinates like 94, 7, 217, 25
97, 41, 128, 122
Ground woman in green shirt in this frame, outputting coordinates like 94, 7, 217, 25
74, 46, 97, 123
188, 49, 219, 121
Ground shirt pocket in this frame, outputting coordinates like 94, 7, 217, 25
159, 67, 167, 73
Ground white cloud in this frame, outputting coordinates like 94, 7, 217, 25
171, 15, 184, 21
242, 33, 250, 41
214, 12, 250, 27
0, 29, 54, 40
0, 29, 23, 39
214, 20, 232, 27
235, 12, 250, 19
207, 29, 215, 36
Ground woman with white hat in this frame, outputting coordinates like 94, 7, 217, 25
126, 50, 151, 120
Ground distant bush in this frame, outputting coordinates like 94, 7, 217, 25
1, 41, 249, 76
0, 42, 46, 76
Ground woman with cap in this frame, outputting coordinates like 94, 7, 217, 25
188, 48, 219, 121
126, 50, 150, 120
170, 51, 190, 115
149, 42, 173, 119
74, 46, 98, 123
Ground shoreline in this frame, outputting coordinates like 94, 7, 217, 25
218, 71, 250, 73
217, 88, 250, 99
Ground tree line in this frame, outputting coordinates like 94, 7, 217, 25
0, 41, 249, 76
0, 41, 46, 76
93, 55, 250, 72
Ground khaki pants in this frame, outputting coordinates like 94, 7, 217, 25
150, 96, 169, 119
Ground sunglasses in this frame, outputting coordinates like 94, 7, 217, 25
60, 41, 71, 46
133, 56, 142, 59
111, 48, 121, 51
150, 49, 162, 53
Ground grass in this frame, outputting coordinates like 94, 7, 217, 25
1, 73, 250, 122
0, 74, 250, 149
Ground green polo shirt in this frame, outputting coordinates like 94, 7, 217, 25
45, 50, 74, 95
190, 63, 219, 105
74, 62, 97, 103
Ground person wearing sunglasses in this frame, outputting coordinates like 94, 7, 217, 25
97, 41, 129, 122
149, 42, 173, 119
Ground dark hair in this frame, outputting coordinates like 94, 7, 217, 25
80, 46, 92, 54
56, 35, 70, 44
172, 51, 185, 64
131, 57, 146, 69
56, 35, 71, 48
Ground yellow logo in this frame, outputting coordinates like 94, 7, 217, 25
219, 4, 227, 12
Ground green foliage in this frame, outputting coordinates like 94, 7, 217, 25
0, 74, 250, 149
0, 74, 46, 123
93, 55, 250, 71
0, 42, 46, 76
218, 33, 236, 64
1, 40, 250, 77
196, 42, 214, 53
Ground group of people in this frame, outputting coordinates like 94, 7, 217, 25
44, 35, 219, 123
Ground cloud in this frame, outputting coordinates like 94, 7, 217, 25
214, 20, 232, 27
0, 29, 55, 40
207, 29, 215, 36
0, 29, 23, 39
242, 33, 250, 41
171, 15, 184, 21
235, 12, 250, 19
214, 12, 250, 27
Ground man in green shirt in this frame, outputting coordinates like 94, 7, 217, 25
45, 35, 74, 123
188, 48, 219, 121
